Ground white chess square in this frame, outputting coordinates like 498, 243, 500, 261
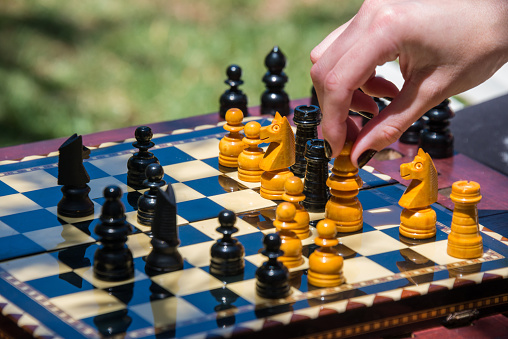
163, 160, 221, 182
0, 253, 72, 282
0, 194, 41, 217
339, 230, 407, 256
209, 189, 276, 213
50, 289, 126, 319
343, 256, 395, 284
130, 297, 205, 327
174, 138, 221, 160
151, 267, 223, 296
0, 170, 57, 193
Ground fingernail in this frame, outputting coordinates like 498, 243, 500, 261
357, 149, 377, 168
323, 139, 332, 159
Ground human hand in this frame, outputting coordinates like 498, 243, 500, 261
310, 0, 508, 166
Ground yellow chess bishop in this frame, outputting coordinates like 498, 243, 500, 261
259, 112, 295, 200
399, 148, 438, 239
447, 180, 483, 259
308, 219, 345, 287
273, 202, 304, 269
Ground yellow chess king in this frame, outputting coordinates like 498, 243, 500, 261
259, 112, 295, 200
308, 219, 345, 287
399, 149, 438, 239
447, 180, 483, 259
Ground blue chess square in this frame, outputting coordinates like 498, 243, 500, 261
201, 157, 220, 171
0, 180, 17, 197
81, 310, 152, 335
27, 272, 95, 298
179, 224, 213, 247
236, 232, 265, 256
50, 242, 98, 269
0, 234, 45, 261
181, 287, 251, 315
0, 208, 64, 233
23, 186, 63, 208
183, 175, 245, 197
177, 198, 225, 223
358, 190, 395, 210
45, 162, 109, 181
152, 147, 196, 166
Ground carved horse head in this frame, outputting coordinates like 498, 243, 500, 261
259, 112, 295, 171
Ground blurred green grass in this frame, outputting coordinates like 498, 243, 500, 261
0, 0, 362, 147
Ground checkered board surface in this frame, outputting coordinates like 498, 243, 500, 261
0, 117, 507, 339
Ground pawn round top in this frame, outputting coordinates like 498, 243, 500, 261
244, 121, 261, 139
315, 219, 339, 247
224, 108, 244, 133
219, 209, 236, 227
276, 202, 296, 222
263, 233, 282, 252
450, 180, 482, 204
135, 126, 153, 143
145, 163, 164, 182
104, 185, 122, 201
226, 65, 242, 81
264, 46, 286, 73
284, 176, 303, 195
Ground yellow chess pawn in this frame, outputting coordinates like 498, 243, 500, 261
238, 121, 264, 182
325, 141, 363, 232
282, 176, 310, 239
399, 149, 438, 239
273, 202, 304, 269
219, 108, 246, 168
308, 219, 345, 287
447, 181, 483, 259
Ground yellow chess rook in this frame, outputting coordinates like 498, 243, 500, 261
399, 148, 438, 239
219, 108, 246, 168
259, 112, 295, 200
273, 202, 304, 269
447, 180, 483, 259
282, 176, 310, 239
325, 141, 363, 232
308, 219, 345, 287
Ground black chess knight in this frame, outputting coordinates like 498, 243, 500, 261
57, 134, 94, 218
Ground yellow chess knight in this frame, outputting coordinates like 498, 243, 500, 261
399, 148, 438, 239
259, 112, 295, 200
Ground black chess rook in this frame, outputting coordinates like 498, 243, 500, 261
302, 139, 330, 213
291, 105, 321, 178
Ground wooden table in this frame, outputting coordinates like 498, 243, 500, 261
0, 98, 507, 338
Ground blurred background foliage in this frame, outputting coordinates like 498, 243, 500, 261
0, 0, 362, 147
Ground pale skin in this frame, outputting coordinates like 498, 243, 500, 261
310, 0, 508, 166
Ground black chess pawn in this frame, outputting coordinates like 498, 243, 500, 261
400, 117, 426, 144
302, 139, 330, 213
255, 233, 291, 299
137, 163, 166, 227
219, 65, 249, 119
361, 97, 388, 126
210, 210, 245, 276
290, 105, 321, 178
57, 134, 94, 218
145, 185, 184, 276
94, 186, 134, 282
419, 99, 455, 158
261, 46, 290, 116
127, 126, 159, 190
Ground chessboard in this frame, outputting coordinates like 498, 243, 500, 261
0, 116, 508, 339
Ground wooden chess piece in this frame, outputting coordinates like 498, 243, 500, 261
94, 186, 134, 281
273, 202, 304, 269
261, 46, 289, 117
419, 99, 455, 158
255, 233, 291, 299
290, 105, 321, 178
308, 219, 345, 287
302, 139, 330, 213
238, 121, 264, 182
399, 148, 438, 239
219, 108, 246, 168
325, 141, 363, 232
210, 210, 245, 276
127, 126, 159, 190
137, 163, 166, 227
447, 181, 483, 259
259, 112, 295, 200
219, 64, 249, 119
282, 176, 310, 239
